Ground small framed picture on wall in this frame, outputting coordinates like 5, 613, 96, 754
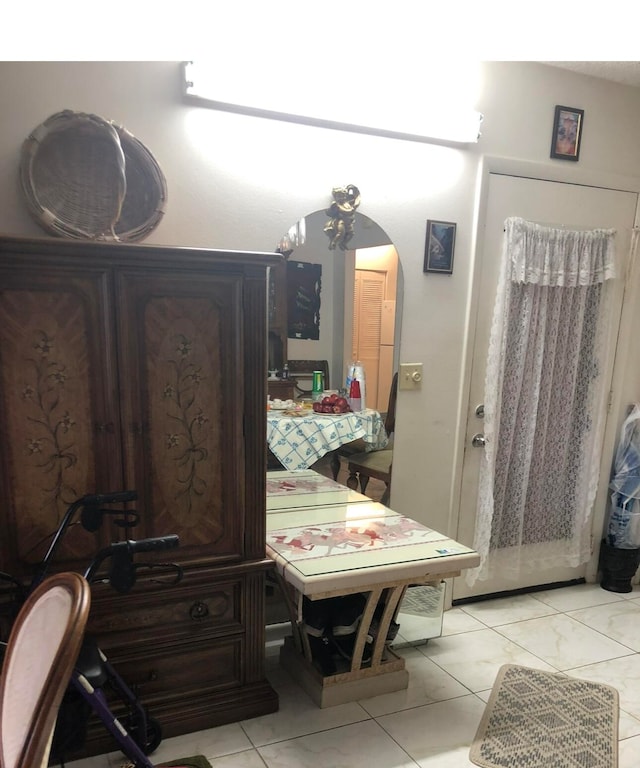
424, 220, 456, 274
550, 105, 584, 161
286, 260, 322, 339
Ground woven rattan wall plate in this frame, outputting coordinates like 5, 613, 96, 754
112, 125, 167, 242
20, 110, 167, 242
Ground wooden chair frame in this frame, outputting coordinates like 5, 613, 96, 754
0, 572, 90, 768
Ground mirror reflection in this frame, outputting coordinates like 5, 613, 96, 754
269, 209, 402, 412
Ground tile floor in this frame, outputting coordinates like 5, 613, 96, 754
67, 581, 640, 768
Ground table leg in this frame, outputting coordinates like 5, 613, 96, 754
369, 586, 405, 667
330, 450, 341, 480
272, 570, 309, 659
349, 588, 382, 672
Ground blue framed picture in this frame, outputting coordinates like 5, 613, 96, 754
424, 220, 456, 274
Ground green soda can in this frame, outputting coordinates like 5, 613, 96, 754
312, 370, 324, 400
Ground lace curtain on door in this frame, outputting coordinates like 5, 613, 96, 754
468, 216, 617, 585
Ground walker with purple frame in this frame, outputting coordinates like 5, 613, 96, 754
0, 490, 182, 768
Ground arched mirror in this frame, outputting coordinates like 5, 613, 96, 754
269, 207, 403, 412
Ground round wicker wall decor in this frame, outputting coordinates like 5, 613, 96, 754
19, 109, 167, 242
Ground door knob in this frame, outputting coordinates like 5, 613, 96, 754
472, 433, 486, 447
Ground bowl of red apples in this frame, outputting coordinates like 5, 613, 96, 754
312, 393, 352, 414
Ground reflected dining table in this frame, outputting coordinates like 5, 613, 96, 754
266, 408, 388, 471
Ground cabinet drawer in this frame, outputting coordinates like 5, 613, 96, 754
109, 636, 243, 702
88, 575, 242, 651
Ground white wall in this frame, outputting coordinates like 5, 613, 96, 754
1, 61, 640, 539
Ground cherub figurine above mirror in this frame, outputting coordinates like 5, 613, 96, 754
323, 184, 361, 251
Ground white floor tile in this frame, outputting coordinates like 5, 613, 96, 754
148, 723, 254, 764
358, 647, 471, 717
619, 734, 640, 768
495, 612, 634, 670
376, 694, 485, 767
208, 749, 269, 768
257, 720, 418, 768
419, 628, 556, 691
457, 593, 558, 627
619, 709, 640, 740
617, 588, 640, 599
240, 665, 368, 747
532, 582, 626, 611
567, 599, 640, 651
440, 607, 486, 635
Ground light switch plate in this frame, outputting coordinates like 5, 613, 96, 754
399, 363, 423, 390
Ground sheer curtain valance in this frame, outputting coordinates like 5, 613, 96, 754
507, 216, 616, 287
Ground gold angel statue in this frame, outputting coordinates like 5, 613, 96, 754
324, 185, 361, 250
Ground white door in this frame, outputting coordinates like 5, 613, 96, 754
454, 172, 638, 601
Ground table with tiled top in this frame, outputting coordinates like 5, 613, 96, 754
265, 470, 480, 707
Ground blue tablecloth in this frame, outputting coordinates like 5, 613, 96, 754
267, 408, 388, 470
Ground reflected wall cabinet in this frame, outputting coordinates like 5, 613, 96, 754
0, 235, 281, 755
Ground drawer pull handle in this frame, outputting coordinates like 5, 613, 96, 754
190, 601, 209, 621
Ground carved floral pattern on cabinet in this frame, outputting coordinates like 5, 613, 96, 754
0, 285, 98, 565
23, 329, 79, 505
138, 291, 227, 549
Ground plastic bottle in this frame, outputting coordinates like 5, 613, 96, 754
345, 361, 355, 394
349, 378, 362, 412
352, 361, 366, 410
281, 363, 289, 380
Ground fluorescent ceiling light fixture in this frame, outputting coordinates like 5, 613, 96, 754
183, 61, 483, 146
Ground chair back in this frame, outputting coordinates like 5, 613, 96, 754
0, 572, 90, 768
383, 372, 398, 437
287, 360, 330, 396
344, 371, 398, 505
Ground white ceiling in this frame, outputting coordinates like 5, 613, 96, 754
543, 61, 640, 88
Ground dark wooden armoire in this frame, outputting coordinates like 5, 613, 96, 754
0, 235, 281, 755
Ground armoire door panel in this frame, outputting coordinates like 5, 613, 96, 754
116, 272, 245, 559
0, 271, 121, 573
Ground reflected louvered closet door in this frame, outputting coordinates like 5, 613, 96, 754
351, 270, 385, 409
